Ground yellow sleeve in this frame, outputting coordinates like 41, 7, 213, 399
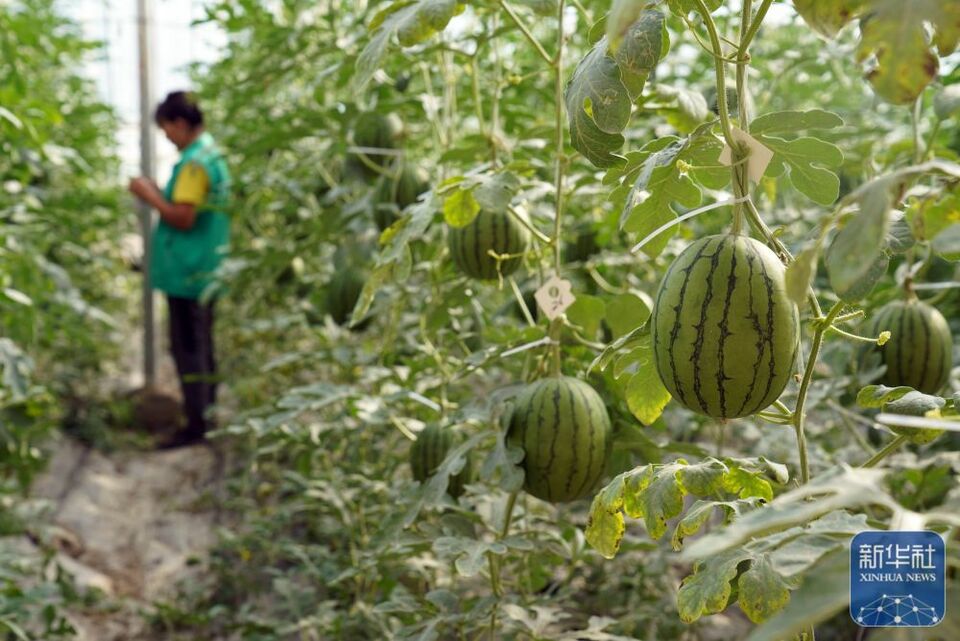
171, 162, 209, 206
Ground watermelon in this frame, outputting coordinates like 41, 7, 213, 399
373, 164, 429, 231
563, 223, 600, 264
409, 423, 472, 498
861, 299, 953, 394
325, 268, 365, 326
448, 209, 530, 280
651, 234, 800, 419
507, 376, 612, 503
349, 111, 403, 178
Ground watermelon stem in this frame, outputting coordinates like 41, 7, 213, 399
826, 325, 885, 345
860, 434, 910, 468
793, 301, 844, 484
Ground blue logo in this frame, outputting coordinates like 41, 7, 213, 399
850, 531, 945, 627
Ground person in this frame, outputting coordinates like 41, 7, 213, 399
128, 91, 231, 448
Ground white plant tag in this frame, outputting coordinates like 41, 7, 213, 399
535, 275, 575, 320
718, 126, 774, 184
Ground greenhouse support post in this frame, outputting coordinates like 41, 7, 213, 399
137, 0, 156, 387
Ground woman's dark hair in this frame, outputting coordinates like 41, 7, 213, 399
155, 91, 203, 127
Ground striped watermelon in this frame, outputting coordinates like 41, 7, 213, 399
861, 299, 953, 394
651, 234, 800, 419
409, 423, 472, 498
563, 223, 600, 264
507, 376, 612, 503
448, 209, 530, 280
373, 164, 429, 231
348, 111, 404, 178
325, 268, 365, 326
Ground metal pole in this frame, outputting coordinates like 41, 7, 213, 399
137, 0, 156, 387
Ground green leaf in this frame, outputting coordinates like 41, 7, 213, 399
677, 548, 750, 623
565, 10, 665, 168
356, 0, 464, 90
0, 106, 23, 130
932, 223, 960, 260
934, 84, 960, 120
884, 390, 946, 416
619, 127, 726, 257
606, 0, 653, 53
564, 42, 628, 168
749, 109, 845, 135
604, 292, 651, 340
856, 384, 917, 409
481, 430, 525, 492
613, 10, 665, 100
588, 322, 648, 374
737, 554, 793, 623
756, 135, 843, 205
826, 240, 889, 302
473, 172, 520, 213
650, 83, 710, 131
666, 0, 721, 17
824, 180, 892, 300
567, 295, 606, 338
443, 188, 480, 227
784, 247, 816, 305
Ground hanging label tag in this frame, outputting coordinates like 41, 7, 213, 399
718, 126, 774, 184
535, 275, 575, 320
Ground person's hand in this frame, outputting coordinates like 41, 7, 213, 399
128, 176, 156, 201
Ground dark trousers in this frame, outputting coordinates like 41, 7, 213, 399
167, 296, 217, 436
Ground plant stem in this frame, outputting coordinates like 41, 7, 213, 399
553, 0, 566, 275
825, 325, 882, 344
911, 96, 924, 164
508, 206, 552, 244
792, 301, 843, 484
470, 56, 488, 139
743, 199, 823, 316
498, 0, 553, 65
738, 0, 774, 54
861, 435, 909, 468
693, 0, 735, 147
737, 0, 752, 128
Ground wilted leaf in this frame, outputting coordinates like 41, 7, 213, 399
745, 549, 850, 641
737, 554, 793, 623
856, 0, 960, 105
677, 548, 749, 623
784, 247, 817, 305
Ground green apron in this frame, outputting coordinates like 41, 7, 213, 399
150, 132, 231, 299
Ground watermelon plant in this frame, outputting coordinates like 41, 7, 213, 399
0, 0, 131, 636
52, 0, 960, 639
